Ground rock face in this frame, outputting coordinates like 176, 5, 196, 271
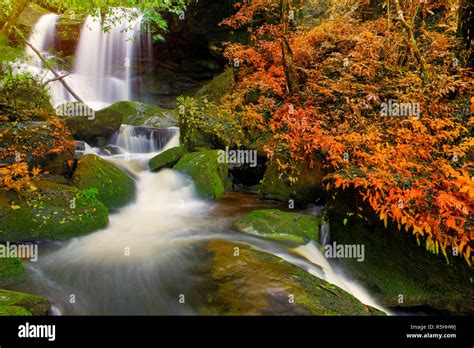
149, 146, 186, 172
72, 154, 135, 210
60, 104, 122, 146
0, 289, 50, 316
326, 189, 474, 315
0, 180, 108, 241
235, 209, 321, 244
260, 160, 326, 203
199, 240, 384, 315
100, 101, 178, 127
173, 150, 229, 199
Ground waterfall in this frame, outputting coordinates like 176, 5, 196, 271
18, 9, 153, 110
112, 126, 180, 154
25, 14, 59, 67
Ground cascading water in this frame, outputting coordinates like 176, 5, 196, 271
112, 126, 180, 154
17, 9, 153, 110
11, 130, 387, 315
11, 9, 388, 317
25, 14, 59, 67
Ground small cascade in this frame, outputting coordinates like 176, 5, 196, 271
112, 125, 180, 153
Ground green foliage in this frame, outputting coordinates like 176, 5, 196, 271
177, 95, 243, 150
0, 71, 53, 121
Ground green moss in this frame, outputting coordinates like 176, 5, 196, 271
236, 209, 321, 243
200, 240, 384, 315
326, 192, 474, 314
0, 305, 32, 316
0, 258, 25, 285
0, 180, 109, 241
173, 150, 228, 199
260, 160, 326, 203
0, 289, 50, 315
195, 68, 235, 102
149, 146, 186, 172
72, 154, 135, 210
102, 101, 178, 127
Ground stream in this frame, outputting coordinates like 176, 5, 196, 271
8, 10, 389, 316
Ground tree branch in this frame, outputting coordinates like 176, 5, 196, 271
44, 72, 71, 85
13, 26, 86, 104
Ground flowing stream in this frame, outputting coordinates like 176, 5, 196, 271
12, 130, 387, 315
10, 11, 388, 315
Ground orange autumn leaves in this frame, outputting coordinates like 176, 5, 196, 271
220, 1, 473, 265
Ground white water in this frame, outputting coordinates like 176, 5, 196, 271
25, 14, 59, 66
17, 9, 152, 110
112, 126, 180, 154
18, 128, 386, 315
14, 11, 388, 316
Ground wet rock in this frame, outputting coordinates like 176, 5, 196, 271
199, 240, 384, 315
235, 209, 322, 244
0, 289, 50, 316
0, 179, 108, 241
149, 146, 186, 172
72, 154, 135, 210
173, 150, 229, 199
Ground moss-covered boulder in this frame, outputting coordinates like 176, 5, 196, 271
326, 189, 474, 315
60, 103, 122, 146
101, 100, 179, 127
72, 155, 135, 210
0, 258, 25, 285
236, 209, 321, 244
173, 150, 228, 199
260, 160, 326, 203
194, 68, 234, 102
198, 240, 383, 315
0, 305, 32, 316
149, 146, 186, 172
0, 289, 50, 316
0, 180, 108, 241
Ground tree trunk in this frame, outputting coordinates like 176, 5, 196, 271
2, 0, 31, 34
393, 0, 428, 84
280, 0, 300, 95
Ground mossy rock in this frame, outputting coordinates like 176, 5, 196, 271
149, 146, 186, 172
326, 189, 474, 314
236, 209, 321, 244
173, 150, 228, 199
195, 68, 235, 102
0, 258, 26, 285
72, 154, 135, 210
102, 100, 178, 127
0, 305, 32, 316
260, 160, 326, 203
0, 289, 50, 315
59, 103, 122, 146
199, 240, 383, 315
0, 180, 108, 241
